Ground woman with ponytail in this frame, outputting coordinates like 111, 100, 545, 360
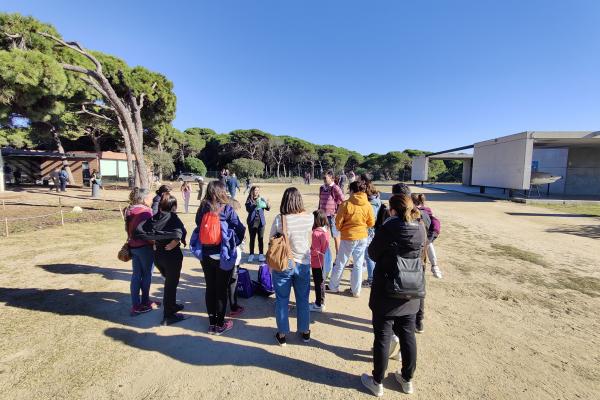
135, 192, 189, 326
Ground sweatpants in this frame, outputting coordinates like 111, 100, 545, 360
201, 257, 233, 327
248, 225, 265, 254
311, 268, 325, 307
154, 246, 183, 318
372, 313, 417, 384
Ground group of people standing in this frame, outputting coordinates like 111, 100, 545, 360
122, 172, 444, 396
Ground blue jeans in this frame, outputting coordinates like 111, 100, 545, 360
328, 238, 368, 296
365, 229, 376, 281
130, 246, 154, 307
272, 261, 311, 334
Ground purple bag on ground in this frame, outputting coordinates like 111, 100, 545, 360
236, 268, 254, 298
252, 263, 275, 297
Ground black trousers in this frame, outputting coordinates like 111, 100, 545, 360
416, 298, 424, 327
154, 247, 183, 318
372, 313, 417, 384
228, 265, 240, 311
311, 268, 325, 306
248, 225, 265, 254
201, 257, 233, 326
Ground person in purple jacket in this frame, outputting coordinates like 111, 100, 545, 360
195, 181, 246, 335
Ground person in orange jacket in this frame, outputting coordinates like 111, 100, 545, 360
326, 180, 375, 297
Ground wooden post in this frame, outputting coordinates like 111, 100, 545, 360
4, 217, 8, 237
119, 205, 125, 221
58, 196, 64, 226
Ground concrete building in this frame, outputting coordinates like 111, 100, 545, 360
411, 131, 600, 198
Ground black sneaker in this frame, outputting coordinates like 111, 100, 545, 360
275, 333, 287, 347
301, 330, 311, 343
161, 313, 190, 326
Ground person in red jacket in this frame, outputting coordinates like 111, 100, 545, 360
310, 210, 331, 312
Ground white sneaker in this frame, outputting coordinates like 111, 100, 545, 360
258, 254, 266, 262
309, 303, 326, 312
431, 265, 443, 279
248, 254, 255, 263
394, 372, 414, 394
388, 335, 399, 359
361, 373, 383, 397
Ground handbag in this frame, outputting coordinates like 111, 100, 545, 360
118, 242, 132, 262
266, 215, 294, 272
385, 248, 425, 299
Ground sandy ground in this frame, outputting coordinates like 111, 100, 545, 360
0, 183, 599, 400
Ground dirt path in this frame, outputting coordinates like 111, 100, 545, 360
1, 184, 598, 399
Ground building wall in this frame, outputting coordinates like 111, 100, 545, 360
472, 133, 533, 190
411, 156, 429, 181
531, 148, 568, 194
462, 159, 472, 186
565, 147, 600, 195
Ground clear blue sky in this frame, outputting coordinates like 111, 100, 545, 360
2, 0, 599, 154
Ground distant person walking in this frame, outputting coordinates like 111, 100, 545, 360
310, 209, 331, 312
90, 170, 102, 198
227, 173, 240, 198
348, 170, 356, 184
124, 188, 157, 316
338, 171, 348, 193
181, 181, 192, 213
245, 186, 270, 262
152, 185, 171, 215
197, 178, 205, 202
49, 168, 60, 192
135, 192, 189, 326
361, 194, 426, 397
244, 176, 252, 194
326, 180, 375, 297
58, 166, 69, 192
195, 181, 246, 335
318, 170, 344, 257
270, 187, 313, 346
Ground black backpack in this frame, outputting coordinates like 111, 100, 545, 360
384, 225, 426, 300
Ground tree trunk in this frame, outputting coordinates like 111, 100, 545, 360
51, 128, 75, 184
90, 131, 102, 160
276, 162, 281, 178
157, 141, 164, 181
117, 119, 136, 188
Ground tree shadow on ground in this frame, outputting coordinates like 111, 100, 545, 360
547, 225, 600, 239
506, 212, 598, 218
380, 189, 494, 203
104, 327, 369, 392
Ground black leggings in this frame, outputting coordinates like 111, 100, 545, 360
248, 225, 265, 254
201, 257, 233, 327
311, 268, 325, 306
372, 313, 417, 384
228, 265, 241, 311
154, 247, 183, 318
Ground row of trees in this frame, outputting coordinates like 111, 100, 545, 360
0, 13, 462, 186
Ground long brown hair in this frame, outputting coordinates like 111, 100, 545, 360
159, 192, 178, 212
389, 194, 420, 223
201, 181, 230, 211
246, 185, 260, 204
280, 187, 305, 215
312, 209, 328, 230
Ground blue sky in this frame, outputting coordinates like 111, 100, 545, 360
2, 0, 599, 154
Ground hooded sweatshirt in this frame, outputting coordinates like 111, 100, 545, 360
335, 192, 375, 241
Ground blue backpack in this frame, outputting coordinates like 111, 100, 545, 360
252, 264, 275, 297
236, 268, 254, 298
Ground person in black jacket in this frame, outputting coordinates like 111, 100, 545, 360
151, 184, 171, 215
361, 194, 426, 397
135, 193, 188, 326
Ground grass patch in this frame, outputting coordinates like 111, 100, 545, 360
490, 243, 549, 267
536, 203, 600, 217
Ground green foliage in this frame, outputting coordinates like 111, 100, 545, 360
145, 147, 175, 177
228, 158, 265, 177
183, 157, 207, 176
0, 127, 33, 147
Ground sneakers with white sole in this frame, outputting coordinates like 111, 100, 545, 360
431, 265, 443, 279
361, 373, 383, 397
394, 372, 414, 394
247, 254, 255, 263
258, 254, 266, 262
309, 303, 326, 312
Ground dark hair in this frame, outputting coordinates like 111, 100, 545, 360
349, 180, 367, 194
280, 187, 305, 215
245, 186, 260, 204
201, 181, 230, 212
389, 194, 420, 222
159, 192, 177, 212
156, 184, 171, 196
411, 193, 426, 206
312, 209, 328, 230
325, 170, 334, 178
392, 183, 411, 196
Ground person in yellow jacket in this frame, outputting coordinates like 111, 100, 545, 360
326, 180, 375, 297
